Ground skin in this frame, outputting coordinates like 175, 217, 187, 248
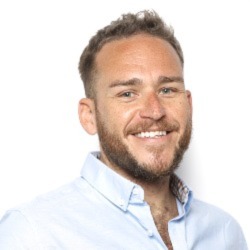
79, 34, 192, 248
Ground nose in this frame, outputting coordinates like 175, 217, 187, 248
139, 92, 166, 120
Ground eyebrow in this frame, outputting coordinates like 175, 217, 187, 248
109, 78, 142, 88
109, 75, 184, 88
158, 76, 184, 84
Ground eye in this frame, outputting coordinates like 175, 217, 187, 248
121, 91, 133, 97
159, 87, 182, 98
115, 89, 138, 102
160, 87, 174, 95
119, 91, 135, 98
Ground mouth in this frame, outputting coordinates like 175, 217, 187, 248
134, 130, 169, 138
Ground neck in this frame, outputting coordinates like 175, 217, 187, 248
135, 175, 176, 212
99, 152, 178, 248
99, 152, 177, 213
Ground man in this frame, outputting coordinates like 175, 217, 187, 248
0, 10, 247, 249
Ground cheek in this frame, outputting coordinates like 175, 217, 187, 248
96, 101, 133, 132
109, 100, 137, 119
170, 100, 191, 123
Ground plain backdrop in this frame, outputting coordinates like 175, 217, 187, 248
0, 0, 249, 244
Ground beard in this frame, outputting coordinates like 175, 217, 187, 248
95, 108, 192, 183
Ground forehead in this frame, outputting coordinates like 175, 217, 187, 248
95, 34, 183, 84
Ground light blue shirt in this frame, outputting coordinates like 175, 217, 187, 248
0, 152, 248, 249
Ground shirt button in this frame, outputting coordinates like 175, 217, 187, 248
147, 229, 154, 237
118, 199, 125, 207
133, 188, 139, 195
133, 187, 139, 195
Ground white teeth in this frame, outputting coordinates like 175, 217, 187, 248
135, 131, 167, 138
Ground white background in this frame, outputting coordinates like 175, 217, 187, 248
0, 0, 249, 244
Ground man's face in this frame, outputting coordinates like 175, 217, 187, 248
93, 34, 192, 182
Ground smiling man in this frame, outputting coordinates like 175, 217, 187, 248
83, 34, 192, 183
0, 10, 247, 249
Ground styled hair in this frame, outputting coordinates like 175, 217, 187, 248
78, 10, 184, 98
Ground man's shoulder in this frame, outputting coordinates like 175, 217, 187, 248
189, 197, 247, 248
0, 177, 87, 226
190, 197, 235, 222
0, 177, 89, 248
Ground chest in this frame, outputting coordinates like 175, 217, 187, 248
152, 210, 177, 249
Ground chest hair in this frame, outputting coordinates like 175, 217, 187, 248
151, 207, 178, 249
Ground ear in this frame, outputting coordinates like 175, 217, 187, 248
186, 90, 193, 115
78, 98, 97, 135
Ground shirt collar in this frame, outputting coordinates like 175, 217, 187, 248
80, 152, 192, 213
170, 174, 193, 216
80, 152, 136, 211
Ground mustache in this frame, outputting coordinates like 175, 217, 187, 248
125, 119, 180, 135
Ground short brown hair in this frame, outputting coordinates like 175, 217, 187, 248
78, 10, 184, 98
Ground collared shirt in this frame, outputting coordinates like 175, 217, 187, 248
0, 152, 248, 249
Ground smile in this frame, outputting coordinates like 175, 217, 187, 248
134, 131, 168, 138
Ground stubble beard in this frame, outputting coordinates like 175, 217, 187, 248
95, 108, 192, 183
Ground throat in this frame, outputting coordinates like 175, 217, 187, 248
147, 187, 178, 248
150, 204, 178, 249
